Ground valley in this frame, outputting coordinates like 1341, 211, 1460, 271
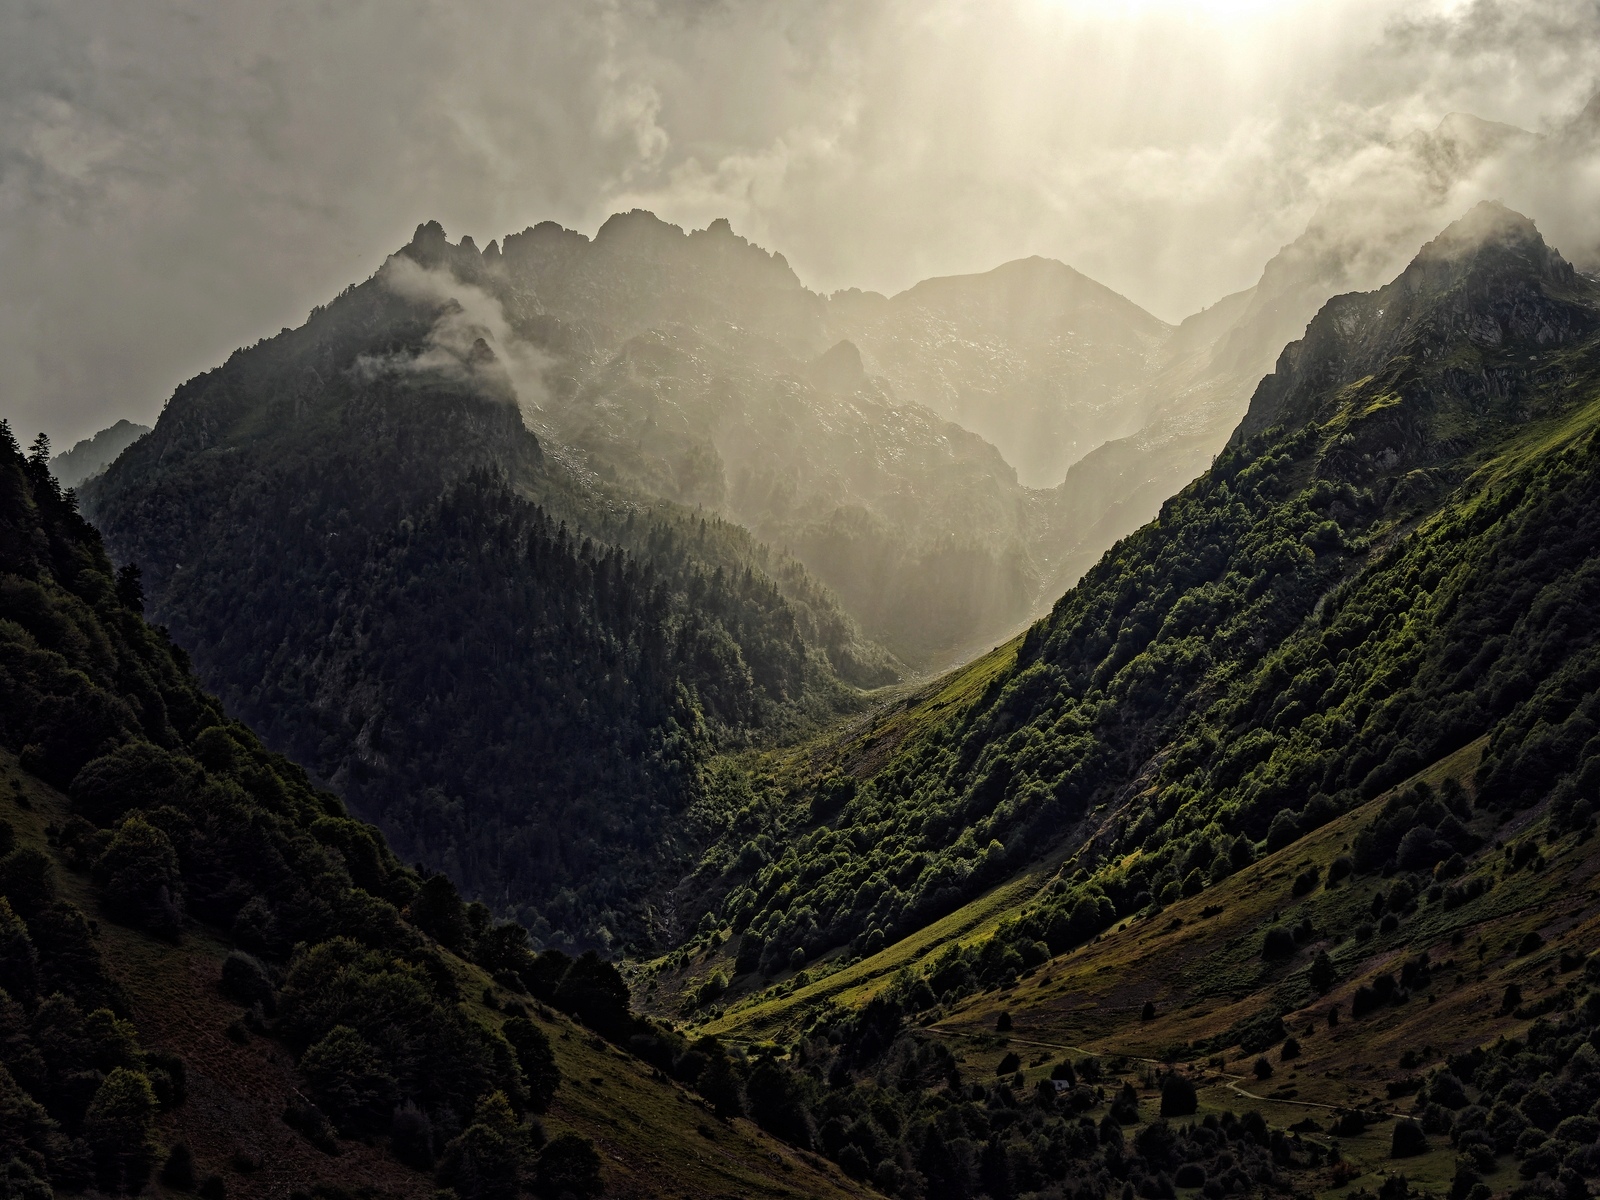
11, 183, 1600, 1200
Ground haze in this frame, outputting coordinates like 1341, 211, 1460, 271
3, 0, 1598, 448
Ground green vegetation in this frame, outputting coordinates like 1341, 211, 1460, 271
676, 205, 1600, 1017
82, 235, 895, 950
0, 424, 866, 1199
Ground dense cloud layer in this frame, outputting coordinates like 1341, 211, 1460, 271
2, 0, 1598, 446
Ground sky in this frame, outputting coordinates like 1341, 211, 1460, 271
3, 0, 1599, 448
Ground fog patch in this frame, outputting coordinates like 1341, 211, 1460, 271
359, 255, 553, 420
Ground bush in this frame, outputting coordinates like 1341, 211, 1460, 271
1253, 1058, 1274, 1081
996, 1052, 1022, 1076
300, 1025, 400, 1135
534, 1133, 604, 1200
1266, 811, 1301, 852
995, 1011, 1012, 1032
93, 817, 184, 938
1261, 926, 1297, 960
1280, 1037, 1300, 1061
437, 1091, 535, 1200
551, 952, 632, 1038
1174, 1163, 1206, 1188
1160, 1073, 1197, 1117
219, 950, 275, 1011
84, 1068, 160, 1192
1392, 1118, 1428, 1157
0, 849, 55, 918
502, 1017, 560, 1113
160, 1144, 196, 1191
391, 1101, 436, 1170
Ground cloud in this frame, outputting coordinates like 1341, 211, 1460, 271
358, 255, 554, 416
1, 0, 1597, 446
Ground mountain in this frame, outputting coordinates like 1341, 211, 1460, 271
634, 205, 1600, 1193
683, 198, 1598, 973
0, 422, 872, 1200
48, 421, 150, 490
1034, 112, 1539, 598
80, 242, 891, 952
502, 211, 1095, 666
826, 256, 1171, 489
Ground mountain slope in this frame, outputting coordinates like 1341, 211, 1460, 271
505, 212, 1081, 665
0, 423, 869, 1200
663, 201, 1600, 1007
827, 256, 1171, 489
1035, 113, 1541, 600
49, 421, 151, 490
80, 244, 886, 950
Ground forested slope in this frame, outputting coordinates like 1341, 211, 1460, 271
82, 229, 897, 950
668, 201, 1600, 994
0, 423, 872, 1200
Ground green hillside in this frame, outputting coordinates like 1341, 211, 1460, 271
80, 235, 893, 950
619, 204, 1600, 1199
0, 423, 869, 1200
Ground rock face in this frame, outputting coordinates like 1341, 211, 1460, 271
1239, 202, 1593, 448
827, 255, 1172, 489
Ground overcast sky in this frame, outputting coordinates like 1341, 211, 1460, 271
3, 0, 1599, 447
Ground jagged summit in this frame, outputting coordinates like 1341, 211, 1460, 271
1237, 203, 1596, 444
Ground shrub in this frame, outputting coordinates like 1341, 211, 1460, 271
534, 1133, 603, 1200
1309, 950, 1335, 993
160, 1144, 196, 1191
93, 817, 183, 938
219, 950, 275, 1011
1252, 1058, 1273, 1081
996, 1052, 1021, 1076
1266, 811, 1301, 852
1261, 926, 1297, 960
1160, 1073, 1198, 1117
437, 1091, 535, 1200
995, 1011, 1012, 1032
1174, 1163, 1206, 1188
1392, 1118, 1428, 1157
1280, 1037, 1300, 1061
391, 1101, 436, 1170
502, 1018, 560, 1113
0, 849, 55, 918
84, 1068, 160, 1193
300, 1025, 400, 1135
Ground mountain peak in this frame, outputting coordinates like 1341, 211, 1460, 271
1237, 203, 1595, 446
1415, 200, 1541, 264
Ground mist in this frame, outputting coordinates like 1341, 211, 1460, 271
3, 0, 1599, 448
